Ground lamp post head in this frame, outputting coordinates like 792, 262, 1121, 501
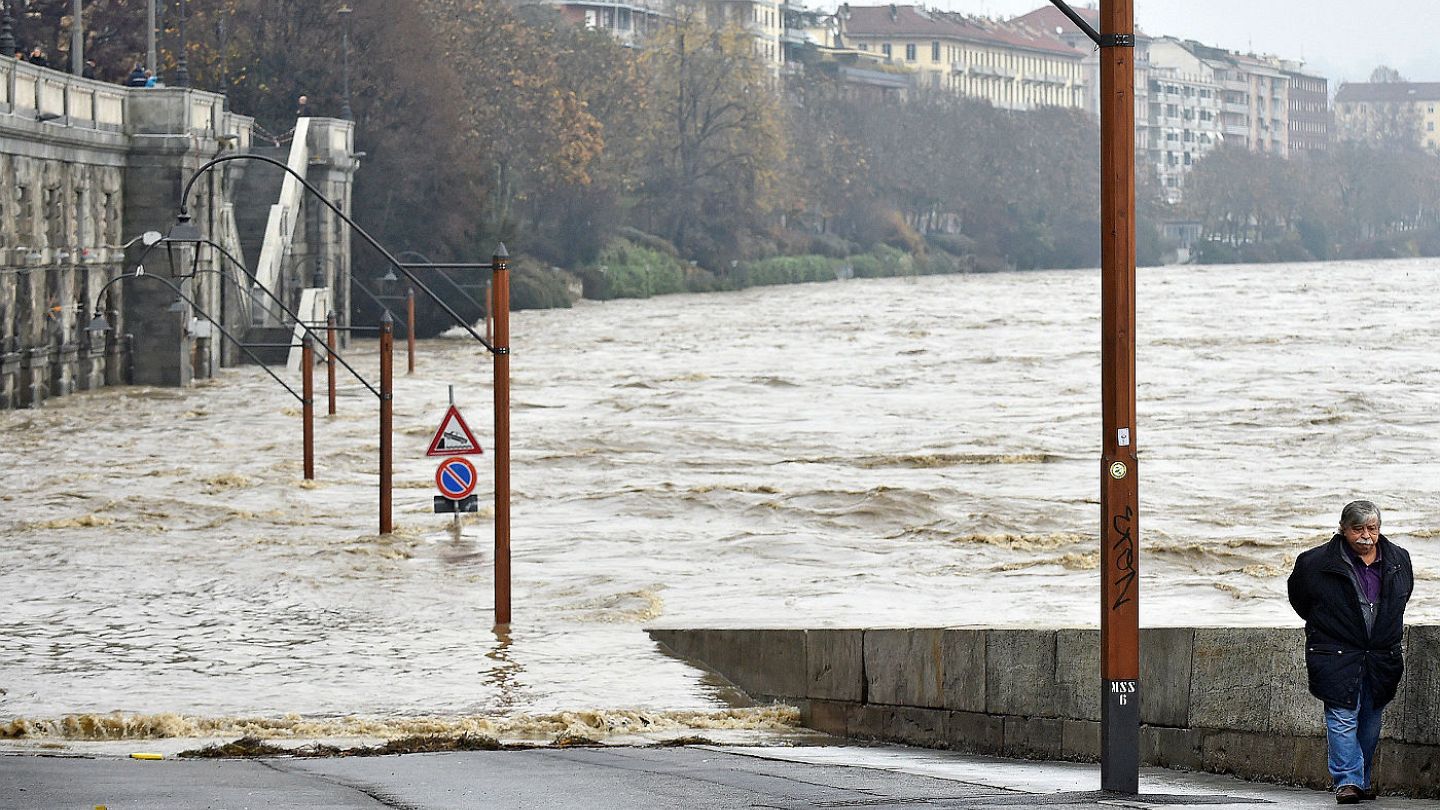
493, 243, 509, 259
380, 267, 399, 283
168, 214, 203, 243
85, 312, 112, 333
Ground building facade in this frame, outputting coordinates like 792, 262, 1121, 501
1334, 82, 1440, 151
1283, 64, 1330, 155
837, 5, 1086, 110
1143, 38, 1223, 199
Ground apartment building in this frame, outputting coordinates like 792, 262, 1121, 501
1144, 37, 1222, 199
1334, 82, 1440, 151
546, 0, 783, 66
548, 0, 668, 46
1284, 65, 1330, 154
837, 4, 1086, 110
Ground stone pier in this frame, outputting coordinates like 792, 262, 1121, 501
647, 625, 1440, 797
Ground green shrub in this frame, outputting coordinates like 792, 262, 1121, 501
509, 260, 577, 310
915, 250, 967, 275
581, 239, 690, 300
739, 255, 842, 286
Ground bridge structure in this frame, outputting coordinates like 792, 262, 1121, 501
0, 57, 356, 408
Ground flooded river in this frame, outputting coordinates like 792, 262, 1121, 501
2, 258, 1437, 743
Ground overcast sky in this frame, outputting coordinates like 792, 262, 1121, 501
887, 1, 1437, 86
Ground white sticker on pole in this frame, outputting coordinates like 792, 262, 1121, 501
426, 404, 484, 457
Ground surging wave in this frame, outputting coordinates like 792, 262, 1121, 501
0, 706, 801, 743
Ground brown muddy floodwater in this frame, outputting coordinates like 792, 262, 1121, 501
1, 258, 1437, 745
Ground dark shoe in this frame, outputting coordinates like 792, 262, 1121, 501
1336, 785, 1363, 804
1360, 785, 1378, 801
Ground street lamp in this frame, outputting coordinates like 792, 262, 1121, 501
338, 5, 353, 120
174, 234, 378, 395
174, 0, 189, 87
86, 269, 298, 402
172, 151, 513, 626
0, 2, 14, 58
70, 0, 82, 76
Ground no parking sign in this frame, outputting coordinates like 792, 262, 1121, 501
435, 457, 478, 500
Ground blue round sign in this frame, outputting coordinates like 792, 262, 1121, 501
435, 457, 477, 499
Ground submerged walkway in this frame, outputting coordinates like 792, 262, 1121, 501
4, 744, 1433, 809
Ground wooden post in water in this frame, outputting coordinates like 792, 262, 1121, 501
492, 246, 511, 627
1098, 0, 1139, 795
406, 287, 416, 375
379, 312, 394, 535
302, 335, 315, 481
326, 311, 338, 415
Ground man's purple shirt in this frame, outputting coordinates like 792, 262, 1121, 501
1343, 543, 1383, 604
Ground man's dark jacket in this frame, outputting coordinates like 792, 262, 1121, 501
1288, 534, 1412, 709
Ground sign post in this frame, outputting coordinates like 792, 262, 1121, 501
427, 400, 484, 517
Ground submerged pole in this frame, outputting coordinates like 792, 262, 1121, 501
302, 336, 315, 480
326, 311, 338, 416
492, 248, 511, 627
1098, 0, 1140, 795
379, 313, 394, 535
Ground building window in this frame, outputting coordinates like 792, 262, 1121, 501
905, 43, 916, 61
882, 44, 891, 58
932, 41, 940, 62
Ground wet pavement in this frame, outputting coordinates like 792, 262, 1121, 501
4, 743, 1435, 809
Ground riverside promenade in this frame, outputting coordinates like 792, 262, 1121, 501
7, 744, 1438, 809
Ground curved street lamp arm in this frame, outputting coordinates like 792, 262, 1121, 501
178, 153, 499, 353
92, 271, 304, 404
190, 236, 380, 399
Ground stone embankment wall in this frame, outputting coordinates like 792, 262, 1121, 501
647, 626, 1439, 797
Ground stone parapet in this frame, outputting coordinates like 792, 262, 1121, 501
646, 625, 1440, 798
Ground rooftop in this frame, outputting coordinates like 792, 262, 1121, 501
1335, 81, 1440, 104
842, 5, 1082, 58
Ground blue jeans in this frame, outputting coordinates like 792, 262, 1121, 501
1324, 688, 1384, 790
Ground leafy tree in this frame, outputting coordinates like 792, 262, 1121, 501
637, 8, 786, 268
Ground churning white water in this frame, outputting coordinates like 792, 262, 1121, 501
2, 258, 1437, 742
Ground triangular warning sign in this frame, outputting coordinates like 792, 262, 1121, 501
426, 405, 484, 456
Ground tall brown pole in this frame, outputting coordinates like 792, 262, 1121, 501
406, 287, 416, 375
1098, 0, 1139, 795
302, 336, 315, 481
492, 246, 511, 627
379, 312, 394, 535
326, 311, 338, 416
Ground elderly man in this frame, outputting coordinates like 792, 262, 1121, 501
1288, 500, 1413, 804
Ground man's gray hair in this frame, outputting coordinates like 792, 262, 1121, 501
1340, 500, 1382, 529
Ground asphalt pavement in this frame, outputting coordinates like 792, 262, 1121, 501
3, 743, 1436, 809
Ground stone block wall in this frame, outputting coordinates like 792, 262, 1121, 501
647, 626, 1440, 797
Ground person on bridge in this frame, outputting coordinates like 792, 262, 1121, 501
1287, 500, 1413, 804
